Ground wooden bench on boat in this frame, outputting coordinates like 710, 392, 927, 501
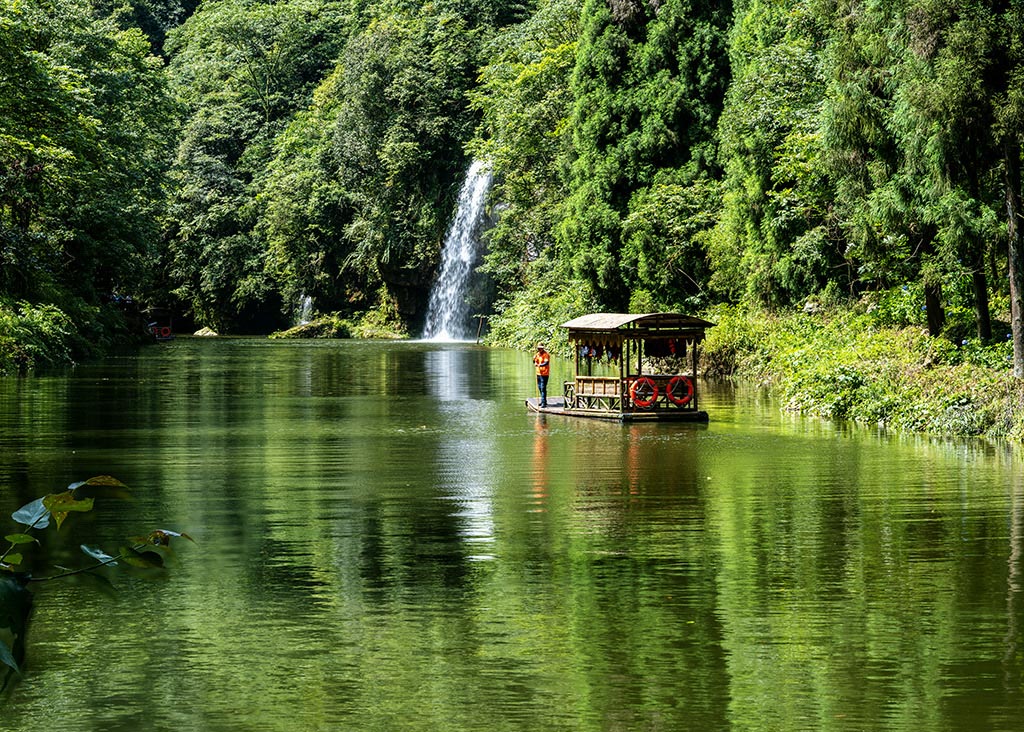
526, 312, 716, 422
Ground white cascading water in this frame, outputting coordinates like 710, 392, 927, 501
296, 294, 313, 325
422, 160, 493, 341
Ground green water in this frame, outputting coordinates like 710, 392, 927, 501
1, 338, 1022, 731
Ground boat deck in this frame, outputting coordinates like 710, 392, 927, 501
525, 397, 709, 423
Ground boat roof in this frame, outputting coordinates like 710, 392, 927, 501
561, 312, 716, 337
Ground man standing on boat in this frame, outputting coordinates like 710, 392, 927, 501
534, 343, 550, 408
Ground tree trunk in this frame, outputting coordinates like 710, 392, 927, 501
1007, 139, 1024, 377
921, 225, 945, 337
973, 265, 992, 341
925, 282, 945, 337
964, 165, 992, 342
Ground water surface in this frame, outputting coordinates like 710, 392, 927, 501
1, 339, 1022, 731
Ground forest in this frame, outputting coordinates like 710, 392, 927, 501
2, 0, 1024, 374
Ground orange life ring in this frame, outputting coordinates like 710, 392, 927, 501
159, 326, 171, 338
666, 375, 693, 406
629, 376, 658, 408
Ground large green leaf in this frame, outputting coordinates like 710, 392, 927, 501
42, 491, 94, 530
11, 498, 49, 530
4, 534, 37, 545
80, 545, 118, 566
120, 546, 164, 569
69, 571, 118, 598
68, 476, 131, 500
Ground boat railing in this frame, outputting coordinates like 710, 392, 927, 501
566, 376, 622, 411
566, 374, 696, 412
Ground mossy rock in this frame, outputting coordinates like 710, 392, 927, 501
349, 322, 408, 340
269, 317, 351, 339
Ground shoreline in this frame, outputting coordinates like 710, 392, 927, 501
699, 303, 1024, 443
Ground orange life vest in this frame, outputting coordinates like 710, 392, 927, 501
533, 351, 550, 376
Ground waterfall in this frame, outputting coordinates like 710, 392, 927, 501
296, 294, 313, 325
423, 160, 493, 341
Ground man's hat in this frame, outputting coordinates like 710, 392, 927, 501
536, 343, 545, 350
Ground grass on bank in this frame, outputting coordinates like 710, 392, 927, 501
701, 295, 1024, 441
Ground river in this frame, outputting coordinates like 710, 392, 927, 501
1, 338, 1022, 731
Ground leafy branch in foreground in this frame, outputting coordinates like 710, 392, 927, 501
1, 476, 193, 684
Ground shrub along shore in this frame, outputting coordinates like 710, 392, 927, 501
0, 300, 74, 375
700, 300, 1024, 442
0, 298, 130, 376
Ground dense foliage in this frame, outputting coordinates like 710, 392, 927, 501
702, 298, 1024, 439
1, 0, 175, 370
2, 0, 1024, 381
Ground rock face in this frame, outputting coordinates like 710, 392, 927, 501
194, 327, 218, 337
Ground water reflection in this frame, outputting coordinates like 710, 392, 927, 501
425, 347, 464, 402
1, 342, 1023, 730
424, 345, 499, 559
530, 417, 550, 511
1007, 470, 1024, 694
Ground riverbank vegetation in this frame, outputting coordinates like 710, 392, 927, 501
703, 296, 1024, 440
2, 0, 1024, 436
0, 297, 137, 375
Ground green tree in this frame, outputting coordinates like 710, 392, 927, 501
470, 0, 580, 296
164, 0, 350, 331
889, 0, 1005, 341
258, 75, 357, 320
813, 0, 1017, 348
0, 0, 174, 304
560, 0, 730, 310
816, 0, 962, 336
994, 0, 1024, 375
819, 0, 908, 292
621, 173, 721, 310
712, 0, 839, 307
95, 0, 202, 55
259, 0, 505, 326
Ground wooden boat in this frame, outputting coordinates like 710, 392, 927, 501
526, 312, 715, 422
145, 307, 175, 341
